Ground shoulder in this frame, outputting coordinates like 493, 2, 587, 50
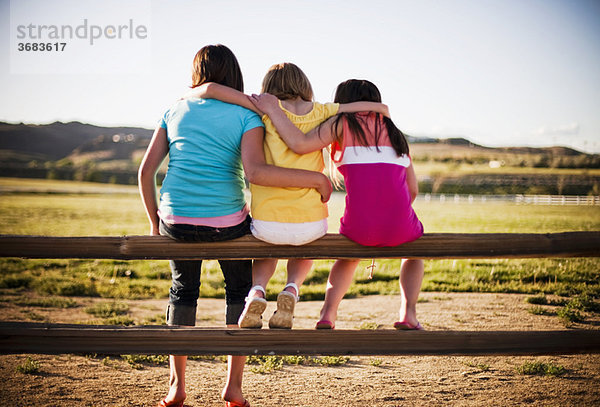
162, 98, 189, 115
159, 99, 190, 127
311, 102, 340, 119
218, 101, 264, 130
312, 101, 338, 111
195, 99, 263, 123
209, 99, 258, 117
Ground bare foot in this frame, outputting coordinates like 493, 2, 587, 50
222, 387, 245, 406
159, 390, 186, 407
397, 306, 419, 328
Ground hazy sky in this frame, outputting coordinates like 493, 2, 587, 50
1, 0, 599, 152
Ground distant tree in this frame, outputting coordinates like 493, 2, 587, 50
47, 169, 60, 180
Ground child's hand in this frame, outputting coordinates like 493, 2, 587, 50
380, 103, 390, 118
245, 95, 264, 115
317, 174, 333, 203
250, 93, 280, 115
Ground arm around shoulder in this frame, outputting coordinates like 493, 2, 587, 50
249, 93, 337, 155
183, 82, 261, 114
241, 126, 333, 202
338, 101, 389, 117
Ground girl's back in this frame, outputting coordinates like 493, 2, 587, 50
250, 99, 339, 223
160, 98, 262, 218
332, 112, 423, 247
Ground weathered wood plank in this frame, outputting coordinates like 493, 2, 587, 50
0, 235, 124, 259
0, 323, 598, 356
0, 232, 599, 260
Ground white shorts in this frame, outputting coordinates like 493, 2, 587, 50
251, 218, 328, 246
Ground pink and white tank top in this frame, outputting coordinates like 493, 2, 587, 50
331, 113, 423, 247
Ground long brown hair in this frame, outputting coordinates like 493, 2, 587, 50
191, 44, 244, 92
332, 79, 408, 156
261, 62, 313, 101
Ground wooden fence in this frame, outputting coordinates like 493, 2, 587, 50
1, 322, 599, 356
421, 193, 600, 205
0, 232, 599, 356
1, 232, 599, 260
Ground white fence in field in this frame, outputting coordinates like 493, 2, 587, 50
418, 194, 600, 206
1, 182, 598, 206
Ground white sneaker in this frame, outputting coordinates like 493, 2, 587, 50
268, 283, 299, 329
238, 285, 267, 329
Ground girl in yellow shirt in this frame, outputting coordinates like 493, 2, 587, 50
188, 63, 388, 329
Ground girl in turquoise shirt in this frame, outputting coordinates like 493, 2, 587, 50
139, 44, 331, 407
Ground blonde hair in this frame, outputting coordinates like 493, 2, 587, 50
261, 63, 313, 101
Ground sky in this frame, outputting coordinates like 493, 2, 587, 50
1, 0, 599, 153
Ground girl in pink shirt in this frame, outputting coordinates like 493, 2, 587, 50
251, 79, 424, 330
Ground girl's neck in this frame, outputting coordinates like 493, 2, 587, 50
280, 97, 313, 115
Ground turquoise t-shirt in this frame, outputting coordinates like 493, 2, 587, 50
158, 98, 264, 218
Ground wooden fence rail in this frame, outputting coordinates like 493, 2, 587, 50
1, 232, 599, 260
1, 323, 599, 356
1, 232, 599, 357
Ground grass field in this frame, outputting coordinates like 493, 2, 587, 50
0, 178, 599, 307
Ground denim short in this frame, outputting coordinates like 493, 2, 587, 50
159, 215, 252, 326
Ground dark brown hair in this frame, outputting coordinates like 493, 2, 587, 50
191, 44, 244, 92
261, 62, 313, 101
332, 79, 408, 156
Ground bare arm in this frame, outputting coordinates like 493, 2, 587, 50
338, 101, 389, 117
406, 162, 418, 203
183, 82, 262, 115
241, 126, 332, 202
250, 93, 337, 155
138, 126, 169, 235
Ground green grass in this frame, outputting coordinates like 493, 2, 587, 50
0, 181, 599, 306
15, 357, 41, 374
11, 296, 78, 308
411, 201, 600, 233
516, 361, 566, 376
246, 355, 351, 374
85, 302, 129, 318
524, 293, 599, 326
0, 177, 139, 193
102, 315, 135, 326
463, 360, 491, 371
121, 354, 169, 369
0, 193, 148, 236
369, 358, 383, 367
0, 258, 171, 300
557, 306, 584, 325
247, 355, 284, 374
527, 306, 554, 316
358, 321, 379, 330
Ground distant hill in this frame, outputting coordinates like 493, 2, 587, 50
1, 121, 592, 163
0, 121, 598, 192
497, 146, 583, 156
0, 121, 153, 161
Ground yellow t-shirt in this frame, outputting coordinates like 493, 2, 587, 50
250, 101, 340, 223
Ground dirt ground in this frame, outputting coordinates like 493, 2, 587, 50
1, 292, 599, 406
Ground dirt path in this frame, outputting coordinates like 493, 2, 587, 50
1, 292, 599, 406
